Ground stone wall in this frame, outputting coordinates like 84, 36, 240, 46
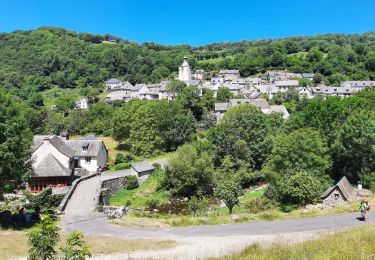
323, 188, 346, 208
100, 177, 128, 206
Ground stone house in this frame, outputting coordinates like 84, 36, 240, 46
105, 78, 122, 91
321, 176, 372, 208
275, 80, 299, 91
219, 70, 240, 81
30, 135, 108, 192
105, 90, 131, 102
66, 137, 108, 173
31, 135, 75, 192
214, 98, 289, 122
321, 177, 355, 207
193, 69, 205, 80
340, 81, 375, 89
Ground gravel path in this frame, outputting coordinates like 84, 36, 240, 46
89, 231, 321, 260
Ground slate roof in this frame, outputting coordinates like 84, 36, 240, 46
219, 70, 240, 74
265, 105, 290, 119
229, 99, 270, 110
105, 91, 130, 101
132, 84, 146, 91
214, 103, 229, 111
34, 153, 72, 177
302, 73, 315, 78
275, 80, 299, 87
106, 78, 121, 84
322, 176, 355, 200
186, 80, 201, 86
66, 139, 106, 157
32, 135, 75, 158
131, 162, 155, 173
341, 81, 375, 88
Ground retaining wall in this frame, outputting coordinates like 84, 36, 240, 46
100, 176, 128, 206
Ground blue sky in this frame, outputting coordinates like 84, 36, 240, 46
1, 0, 374, 46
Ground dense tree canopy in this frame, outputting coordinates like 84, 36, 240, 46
264, 128, 331, 178
207, 105, 283, 170
0, 90, 33, 195
166, 144, 214, 197
332, 110, 375, 186
1, 27, 375, 102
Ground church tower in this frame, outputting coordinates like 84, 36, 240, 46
178, 57, 191, 82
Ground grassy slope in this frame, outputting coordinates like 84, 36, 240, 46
220, 225, 375, 260
41, 87, 83, 108
0, 230, 176, 259
110, 169, 171, 207
71, 135, 174, 165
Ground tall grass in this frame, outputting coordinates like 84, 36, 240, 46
221, 225, 375, 259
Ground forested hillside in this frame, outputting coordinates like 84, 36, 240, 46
1, 27, 375, 101
2, 26, 375, 210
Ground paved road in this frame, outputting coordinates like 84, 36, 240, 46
61, 210, 375, 240
60, 157, 374, 241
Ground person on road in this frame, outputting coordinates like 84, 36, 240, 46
359, 200, 368, 221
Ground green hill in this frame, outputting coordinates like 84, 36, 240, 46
1, 27, 375, 100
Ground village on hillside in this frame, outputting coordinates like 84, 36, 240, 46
104, 57, 375, 102
101, 57, 375, 121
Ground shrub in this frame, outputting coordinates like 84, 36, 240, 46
28, 215, 60, 260
146, 198, 160, 209
115, 153, 134, 164
266, 172, 328, 205
152, 162, 161, 170
244, 197, 274, 214
114, 153, 126, 165
60, 231, 92, 260
126, 175, 139, 190
23, 188, 64, 210
280, 204, 298, 213
188, 196, 210, 216
114, 162, 130, 171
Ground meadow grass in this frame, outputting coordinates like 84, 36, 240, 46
0, 230, 176, 259
109, 169, 171, 208
219, 224, 375, 260
70, 135, 173, 164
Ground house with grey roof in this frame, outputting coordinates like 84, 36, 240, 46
105, 78, 122, 91
266, 71, 302, 82
214, 98, 289, 122
105, 90, 131, 102
30, 135, 108, 193
219, 70, 240, 81
66, 137, 108, 173
302, 73, 315, 80
340, 81, 375, 88
275, 80, 299, 90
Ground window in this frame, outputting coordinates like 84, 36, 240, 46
85, 157, 91, 164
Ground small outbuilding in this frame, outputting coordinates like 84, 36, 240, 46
131, 162, 155, 183
321, 176, 372, 208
